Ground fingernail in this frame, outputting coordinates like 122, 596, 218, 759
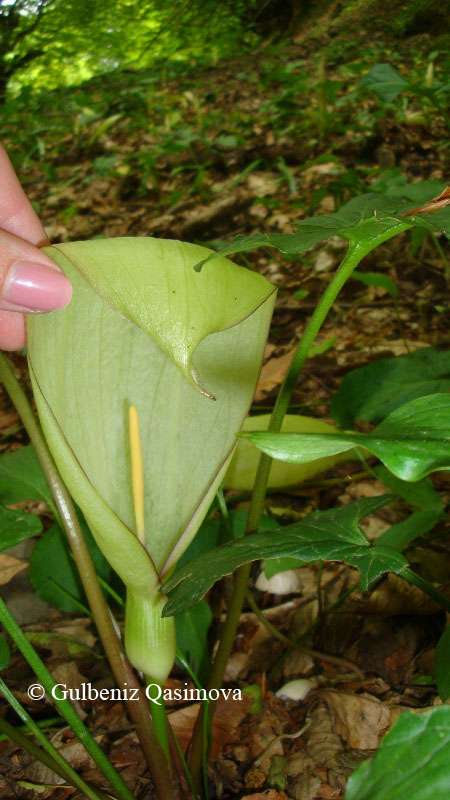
2, 261, 72, 312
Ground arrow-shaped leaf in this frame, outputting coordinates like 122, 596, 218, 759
162, 495, 406, 615
360, 63, 410, 103
195, 192, 450, 271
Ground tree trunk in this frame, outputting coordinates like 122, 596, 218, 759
0, 70, 10, 103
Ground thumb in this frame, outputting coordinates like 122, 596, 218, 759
0, 229, 72, 314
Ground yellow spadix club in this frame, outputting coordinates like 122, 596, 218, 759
129, 405, 145, 547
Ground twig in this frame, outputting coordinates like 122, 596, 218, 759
245, 589, 364, 679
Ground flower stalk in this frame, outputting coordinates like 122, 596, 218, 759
188, 227, 411, 782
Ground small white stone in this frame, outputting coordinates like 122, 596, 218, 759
314, 249, 334, 273
255, 569, 301, 595
276, 679, 314, 701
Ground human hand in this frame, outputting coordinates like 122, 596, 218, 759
0, 144, 72, 350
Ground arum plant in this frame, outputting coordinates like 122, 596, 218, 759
175, 186, 450, 782
26, 237, 275, 751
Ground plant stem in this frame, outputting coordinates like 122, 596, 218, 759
146, 679, 171, 762
0, 717, 70, 785
430, 232, 450, 279
0, 598, 135, 800
268, 580, 361, 679
245, 589, 363, 678
402, 568, 450, 613
167, 722, 199, 800
0, 680, 108, 800
429, 94, 450, 132
225, 470, 370, 505
0, 716, 61, 741
188, 234, 404, 782
0, 353, 180, 800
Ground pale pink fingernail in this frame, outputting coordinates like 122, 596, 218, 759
2, 261, 72, 312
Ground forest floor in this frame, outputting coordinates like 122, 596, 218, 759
0, 14, 449, 800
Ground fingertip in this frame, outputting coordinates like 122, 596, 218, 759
0, 145, 47, 246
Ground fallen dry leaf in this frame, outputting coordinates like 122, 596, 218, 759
356, 572, 441, 615
318, 690, 390, 749
50, 661, 89, 719
357, 621, 419, 684
305, 702, 348, 789
52, 618, 97, 649
168, 693, 252, 757
251, 715, 284, 772
241, 791, 290, 800
286, 751, 321, 800
255, 348, 295, 400
0, 553, 27, 585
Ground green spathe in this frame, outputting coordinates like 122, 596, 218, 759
28, 237, 275, 681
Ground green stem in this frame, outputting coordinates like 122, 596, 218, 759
0, 717, 70, 785
269, 580, 361, 678
0, 716, 62, 742
402, 568, 450, 613
0, 353, 179, 800
188, 232, 409, 783
146, 678, 171, 763
0, 680, 109, 800
225, 470, 370, 505
0, 598, 135, 800
430, 232, 450, 279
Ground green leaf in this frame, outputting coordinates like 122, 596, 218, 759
224, 414, 359, 491
0, 635, 11, 671
0, 445, 52, 507
331, 347, 450, 428
376, 511, 440, 552
352, 270, 398, 300
435, 627, 450, 701
163, 496, 407, 615
308, 336, 337, 357
360, 63, 410, 103
175, 600, 212, 679
370, 172, 445, 202
29, 523, 113, 614
374, 465, 444, 513
25, 631, 99, 660
194, 193, 450, 271
240, 394, 450, 482
345, 707, 450, 800
27, 238, 275, 588
382, 179, 446, 203
0, 505, 42, 552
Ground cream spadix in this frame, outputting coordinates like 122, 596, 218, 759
27, 237, 275, 682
